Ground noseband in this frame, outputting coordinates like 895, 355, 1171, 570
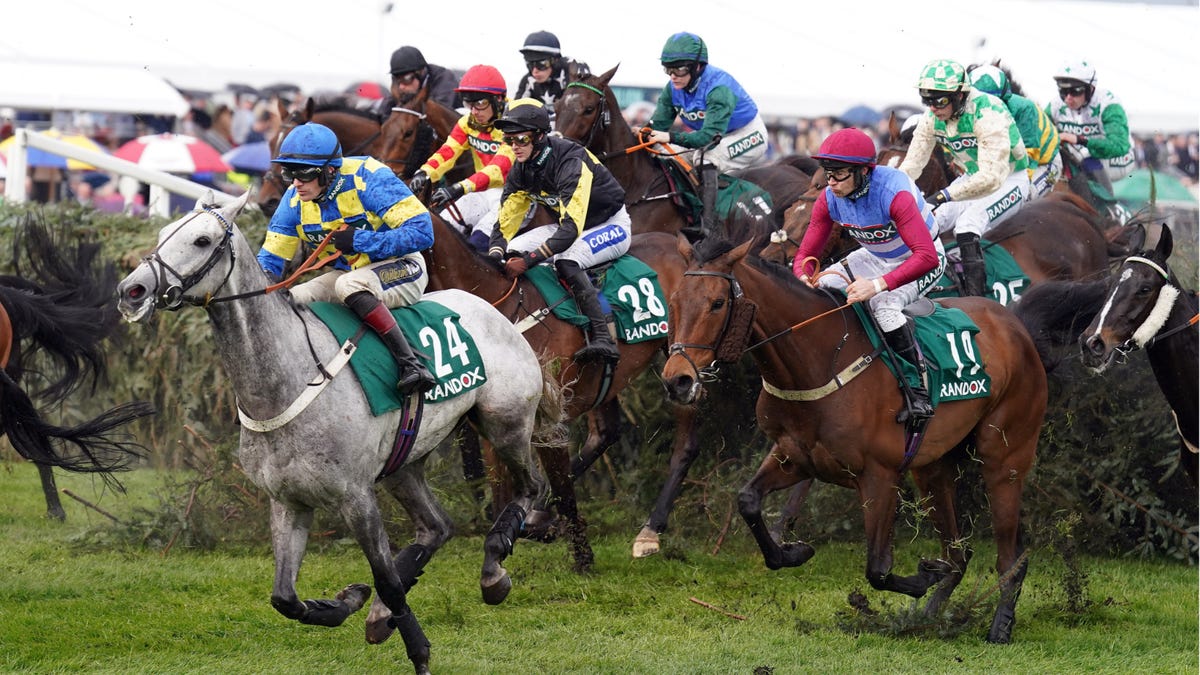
140, 208, 237, 309
564, 82, 610, 153
668, 270, 757, 382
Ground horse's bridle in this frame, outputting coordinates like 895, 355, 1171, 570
667, 270, 754, 383
141, 207, 239, 310
381, 104, 437, 179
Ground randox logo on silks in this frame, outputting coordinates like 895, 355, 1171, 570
728, 131, 765, 158
985, 187, 1023, 220
847, 223, 897, 243
467, 135, 503, 155
945, 136, 979, 152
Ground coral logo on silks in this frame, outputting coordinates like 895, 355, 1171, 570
585, 224, 628, 253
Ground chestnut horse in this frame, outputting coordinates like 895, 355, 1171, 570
662, 234, 1048, 643
374, 86, 463, 182
554, 64, 811, 239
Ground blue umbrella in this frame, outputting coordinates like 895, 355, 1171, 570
840, 104, 882, 127
221, 141, 271, 173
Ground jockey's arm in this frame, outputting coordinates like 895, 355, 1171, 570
945, 109, 1011, 201
1088, 103, 1133, 160
669, 86, 735, 149
882, 191, 938, 289
898, 115, 936, 183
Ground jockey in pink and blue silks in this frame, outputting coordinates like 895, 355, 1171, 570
795, 128, 946, 424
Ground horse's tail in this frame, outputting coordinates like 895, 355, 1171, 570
0, 366, 154, 485
1013, 279, 1110, 372
530, 353, 569, 451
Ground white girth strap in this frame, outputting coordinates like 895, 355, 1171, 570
237, 339, 358, 433
760, 354, 874, 402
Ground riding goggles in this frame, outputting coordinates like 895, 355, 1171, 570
280, 165, 323, 183
526, 58, 554, 72
392, 71, 420, 84
920, 92, 954, 109
821, 165, 856, 182
503, 133, 535, 147
1058, 85, 1089, 98
663, 64, 692, 77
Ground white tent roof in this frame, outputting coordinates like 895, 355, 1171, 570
0, 62, 189, 116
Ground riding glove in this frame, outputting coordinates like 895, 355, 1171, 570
430, 182, 465, 208
330, 228, 357, 253
927, 189, 951, 209
408, 171, 429, 194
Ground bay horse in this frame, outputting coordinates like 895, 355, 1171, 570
422, 212, 706, 560
1, 221, 154, 519
1016, 224, 1198, 482
115, 191, 563, 674
661, 234, 1048, 643
375, 86, 463, 182
554, 64, 811, 239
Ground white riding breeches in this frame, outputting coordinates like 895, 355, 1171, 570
289, 252, 428, 308
933, 169, 1032, 238
508, 206, 632, 269
820, 239, 947, 332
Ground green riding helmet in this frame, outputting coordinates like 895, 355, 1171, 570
915, 59, 967, 93
660, 32, 708, 65
970, 65, 1010, 100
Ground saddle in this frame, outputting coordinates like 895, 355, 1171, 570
522, 255, 669, 344
655, 154, 774, 229
927, 238, 1030, 307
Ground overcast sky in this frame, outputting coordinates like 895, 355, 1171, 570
2, 0, 1197, 131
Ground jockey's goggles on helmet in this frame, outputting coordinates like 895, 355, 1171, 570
821, 164, 856, 182
392, 71, 420, 84
467, 98, 493, 111
502, 133, 536, 147
526, 58, 554, 72
663, 63, 692, 77
280, 165, 323, 183
1058, 84, 1088, 98
919, 91, 954, 109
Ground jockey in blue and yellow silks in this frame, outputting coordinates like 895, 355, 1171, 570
257, 122, 436, 395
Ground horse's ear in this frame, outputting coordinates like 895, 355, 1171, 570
597, 65, 619, 88
277, 98, 289, 121
888, 112, 900, 143
730, 236, 755, 264
194, 189, 218, 212
304, 97, 315, 121
1155, 223, 1173, 259
676, 233, 694, 264
1128, 223, 1147, 252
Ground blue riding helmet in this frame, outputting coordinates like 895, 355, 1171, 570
273, 122, 343, 168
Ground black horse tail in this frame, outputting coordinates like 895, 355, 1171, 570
0, 366, 154, 486
1013, 279, 1110, 372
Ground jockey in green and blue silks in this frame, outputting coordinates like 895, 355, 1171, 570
644, 32, 768, 173
970, 64, 1062, 199
900, 59, 1032, 298
258, 122, 436, 395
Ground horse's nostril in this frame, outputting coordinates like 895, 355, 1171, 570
127, 285, 144, 300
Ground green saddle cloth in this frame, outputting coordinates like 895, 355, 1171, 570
309, 299, 485, 416
927, 239, 1030, 306
525, 255, 669, 344
660, 159, 774, 225
851, 301, 992, 405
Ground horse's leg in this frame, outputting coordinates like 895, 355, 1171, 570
738, 441, 816, 569
859, 463, 949, 598
910, 455, 973, 616
569, 399, 623, 481
366, 463, 455, 644
338, 489, 431, 674
37, 464, 65, 521
267, 499, 372, 628
767, 479, 815, 543
479, 425, 543, 604
634, 403, 700, 558
536, 442, 594, 573
980, 450, 1033, 644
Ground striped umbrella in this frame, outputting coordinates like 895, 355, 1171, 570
113, 133, 231, 173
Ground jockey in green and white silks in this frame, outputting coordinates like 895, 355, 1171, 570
645, 32, 768, 173
900, 63, 1031, 240
1045, 60, 1136, 184
901, 59, 1032, 297
970, 65, 1062, 199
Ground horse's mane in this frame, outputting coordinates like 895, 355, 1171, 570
692, 235, 815, 296
309, 93, 383, 121
1012, 279, 1108, 371
432, 213, 505, 273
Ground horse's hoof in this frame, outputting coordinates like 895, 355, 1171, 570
918, 558, 953, 585
987, 608, 1016, 644
337, 583, 372, 613
364, 596, 395, 645
632, 527, 660, 558
779, 541, 816, 568
481, 570, 512, 605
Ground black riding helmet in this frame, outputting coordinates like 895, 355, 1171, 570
496, 98, 552, 155
390, 46, 428, 76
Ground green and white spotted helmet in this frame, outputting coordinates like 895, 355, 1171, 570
1053, 59, 1096, 87
970, 65, 1010, 99
915, 59, 967, 93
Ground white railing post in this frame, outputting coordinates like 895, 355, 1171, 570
4, 128, 30, 203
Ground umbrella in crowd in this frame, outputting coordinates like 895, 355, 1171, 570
1114, 168, 1198, 206
840, 104, 882, 127
113, 133, 230, 173
221, 141, 271, 173
347, 81, 386, 100
0, 153, 6, 178
0, 129, 107, 170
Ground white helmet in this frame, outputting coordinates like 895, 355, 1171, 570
1053, 59, 1096, 87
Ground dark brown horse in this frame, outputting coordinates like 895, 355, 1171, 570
422, 212, 708, 562
554, 64, 811, 239
0, 221, 154, 518
375, 86, 462, 182
662, 234, 1048, 644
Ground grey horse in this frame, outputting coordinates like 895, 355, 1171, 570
116, 190, 562, 674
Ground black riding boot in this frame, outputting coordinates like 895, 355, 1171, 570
956, 232, 987, 297
883, 320, 934, 424
345, 291, 436, 395
700, 162, 718, 235
556, 259, 619, 364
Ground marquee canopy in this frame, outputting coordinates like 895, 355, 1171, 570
0, 61, 189, 117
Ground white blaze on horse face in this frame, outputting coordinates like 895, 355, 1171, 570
885, 156, 901, 168
1088, 266, 1132, 344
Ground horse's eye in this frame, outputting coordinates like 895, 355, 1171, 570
1137, 285, 1154, 295
195, 236, 211, 247
711, 298, 726, 311
584, 106, 595, 115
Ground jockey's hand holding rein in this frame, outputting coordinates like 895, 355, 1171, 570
798, 273, 885, 305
